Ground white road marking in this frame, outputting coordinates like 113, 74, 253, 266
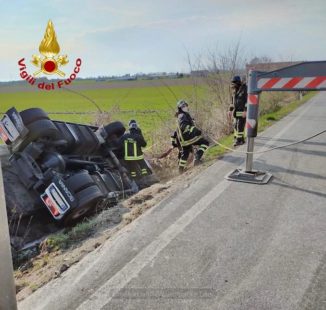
76, 98, 315, 310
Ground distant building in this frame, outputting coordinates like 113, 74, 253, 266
190, 70, 209, 77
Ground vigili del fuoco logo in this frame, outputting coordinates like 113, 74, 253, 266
18, 20, 82, 90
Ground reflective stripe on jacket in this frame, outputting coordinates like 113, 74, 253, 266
235, 111, 245, 117
124, 138, 144, 160
121, 128, 147, 161
176, 112, 202, 147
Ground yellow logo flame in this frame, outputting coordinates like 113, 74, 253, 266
39, 20, 60, 57
31, 20, 68, 77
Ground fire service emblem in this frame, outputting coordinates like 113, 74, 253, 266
31, 20, 68, 77
18, 20, 82, 90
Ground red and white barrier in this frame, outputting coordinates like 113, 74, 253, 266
258, 76, 326, 90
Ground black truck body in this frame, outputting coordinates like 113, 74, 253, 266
0, 107, 157, 251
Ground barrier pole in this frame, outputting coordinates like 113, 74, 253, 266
244, 70, 260, 172
245, 137, 254, 172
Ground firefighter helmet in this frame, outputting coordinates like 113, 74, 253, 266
176, 100, 188, 110
128, 119, 138, 130
231, 75, 241, 85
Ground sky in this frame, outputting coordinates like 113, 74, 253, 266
0, 0, 325, 81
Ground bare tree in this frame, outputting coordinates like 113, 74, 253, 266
249, 56, 272, 65
185, 41, 248, 139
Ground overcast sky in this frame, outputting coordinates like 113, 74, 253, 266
0, 0, 325, 81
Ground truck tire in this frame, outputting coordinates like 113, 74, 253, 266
63, 185, 104, 225
26, 119, 59, 140
65, 171, 96, 193
104, 121, 125, 138
18, 119, 60, 151
20, 108, 50, 126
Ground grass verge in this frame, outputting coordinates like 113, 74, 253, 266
206, 91, 317, 160
43, 220, 98, 251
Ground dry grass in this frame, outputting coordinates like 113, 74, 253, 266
144, 77, 298, 178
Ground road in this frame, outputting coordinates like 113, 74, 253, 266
19, 93, 326, 310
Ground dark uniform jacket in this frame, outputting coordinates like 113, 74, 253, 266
230, 83, 248, 118
121, 128, 147, 160
176, 112, 202, 146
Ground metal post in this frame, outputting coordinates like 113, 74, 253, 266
225, 70, 272, 184
245, 137, 254, 172
244, 70, 260, 173
0, 159, 18, 310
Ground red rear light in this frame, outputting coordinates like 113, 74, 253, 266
0, 127, 9, 142
45, 197, 60, 217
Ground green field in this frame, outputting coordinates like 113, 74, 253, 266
0, 80, 205, 141
0, 80, 313, 154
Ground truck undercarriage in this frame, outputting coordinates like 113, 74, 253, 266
0, 107, 158, 257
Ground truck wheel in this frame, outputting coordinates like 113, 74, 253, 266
104, 121, 125, 138
18, 119, 60, 151
26, 119, 59, 140
20, 108, 50, 125
63, 185, 104, 225
65, 171, 96, 193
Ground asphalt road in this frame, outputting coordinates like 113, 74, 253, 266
19, 93, 326, 310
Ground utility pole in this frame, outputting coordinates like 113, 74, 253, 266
0, 159, 17, 310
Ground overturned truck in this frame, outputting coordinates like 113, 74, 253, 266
0, 107, 158, 253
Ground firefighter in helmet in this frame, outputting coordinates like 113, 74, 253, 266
175, 100, 209, 173
121, 120, 148, 178
229, 75, 247, 146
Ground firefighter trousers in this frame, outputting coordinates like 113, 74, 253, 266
178, 138, 209, 169
233, 117, 246, 142
125, 159, 149, 178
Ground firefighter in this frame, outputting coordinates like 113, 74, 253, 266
229, 75, 247, 146
175, 100, 209, 173
170, 130, 194, 161
121, 120, 149, 178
